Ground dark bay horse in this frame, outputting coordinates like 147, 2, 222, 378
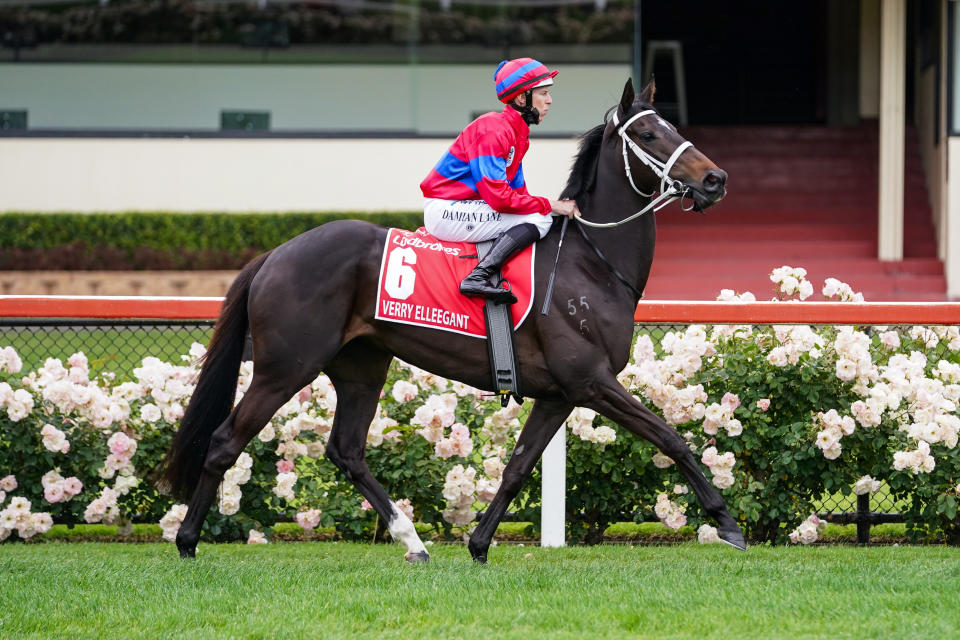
161, 78, 745, 562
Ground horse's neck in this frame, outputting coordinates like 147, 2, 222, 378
578, 154, 657, 298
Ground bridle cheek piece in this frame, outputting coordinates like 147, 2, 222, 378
578, 109, 696, 229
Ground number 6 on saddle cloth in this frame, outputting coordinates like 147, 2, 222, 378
374, 227, 531, 405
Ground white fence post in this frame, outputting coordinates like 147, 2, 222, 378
540, 426, 566, 547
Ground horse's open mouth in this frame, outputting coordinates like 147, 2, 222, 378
687, 186, 725, 213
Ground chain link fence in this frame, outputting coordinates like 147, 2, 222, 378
0, 319, 215, 380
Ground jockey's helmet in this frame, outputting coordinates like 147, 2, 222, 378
494, 58, 558, 103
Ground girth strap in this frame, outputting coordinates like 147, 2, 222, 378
475, 239, 523, 407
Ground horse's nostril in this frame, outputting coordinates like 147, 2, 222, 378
703, 170, 727, 193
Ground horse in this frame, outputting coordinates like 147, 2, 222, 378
160, 77, 744, 563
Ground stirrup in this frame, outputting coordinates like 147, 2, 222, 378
460, 276, 517, 304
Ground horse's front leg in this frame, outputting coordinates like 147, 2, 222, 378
469, 398, 573, 563
579, 373, 747, 550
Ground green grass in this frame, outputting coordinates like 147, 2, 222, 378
1, 541, 957, 639
36, 520, 910, 545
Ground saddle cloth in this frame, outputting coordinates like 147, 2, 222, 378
375, 227, 534, 338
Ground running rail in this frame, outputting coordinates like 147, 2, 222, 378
0, 295, 224, 319
632, 301, 960, 325
2, 295, 960, 324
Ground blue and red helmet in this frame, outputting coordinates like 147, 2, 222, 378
493, 58, 558, 103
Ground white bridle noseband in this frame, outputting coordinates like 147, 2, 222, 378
577, 109, 695, 229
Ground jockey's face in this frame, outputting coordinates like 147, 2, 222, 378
531, 87, 552, 122
517, 87, 553, 123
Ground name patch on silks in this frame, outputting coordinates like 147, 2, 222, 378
375, 228, 535, 338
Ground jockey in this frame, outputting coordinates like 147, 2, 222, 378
421, 57, 581, 302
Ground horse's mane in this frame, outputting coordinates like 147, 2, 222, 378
559, 121, 606, 209
560, 105, 624, 211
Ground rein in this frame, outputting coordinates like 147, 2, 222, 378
576, 109, 695, 230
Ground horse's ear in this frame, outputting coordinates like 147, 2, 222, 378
638, 77, 656, 105
618, 78, 635, 115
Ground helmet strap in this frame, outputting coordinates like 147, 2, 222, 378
509, 90, 540, 126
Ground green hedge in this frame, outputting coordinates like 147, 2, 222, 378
0, 212, 422, 270
0, 3, 634, 48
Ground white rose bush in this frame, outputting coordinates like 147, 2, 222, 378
608, 267, 960, 544
1, 265, 960, 545
0, 347, 201, 539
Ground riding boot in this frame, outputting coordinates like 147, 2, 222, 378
460, 223, 540, 303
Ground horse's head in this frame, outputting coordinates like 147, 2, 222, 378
612, 78, 726, 212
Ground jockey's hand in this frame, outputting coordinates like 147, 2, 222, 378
550, 199, 581, 219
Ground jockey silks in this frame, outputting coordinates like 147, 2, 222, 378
420, 106, 551, 216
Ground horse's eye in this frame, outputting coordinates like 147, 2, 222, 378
639, 131, 656, 143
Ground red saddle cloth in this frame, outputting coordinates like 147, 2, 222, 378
375, 228, 535, 338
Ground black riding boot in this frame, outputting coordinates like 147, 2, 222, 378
460, 223, 540, 303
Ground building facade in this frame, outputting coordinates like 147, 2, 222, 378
1, 0, 958, 295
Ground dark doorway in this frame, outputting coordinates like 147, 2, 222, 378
641, 0, 829, 125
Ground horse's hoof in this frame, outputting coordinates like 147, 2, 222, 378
467, 538, 487, 562
177, 538, 197, 559
405, 551, 430, 564
718, 525, 747, 551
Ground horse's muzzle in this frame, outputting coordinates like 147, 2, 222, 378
689, 169, 727, 211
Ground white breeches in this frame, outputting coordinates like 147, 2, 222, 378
424, 198, 554, 243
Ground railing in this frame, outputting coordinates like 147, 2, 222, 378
3, 295, 960, 545
5, 295, 957, 324
0, 295, 223, 319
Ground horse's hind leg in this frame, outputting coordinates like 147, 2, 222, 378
468, 398, 573, 563
324, 342, 430, 563
176, 372, 318, 558
580, 372, 747, 550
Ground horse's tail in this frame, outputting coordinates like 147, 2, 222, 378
157, 250, 272, 501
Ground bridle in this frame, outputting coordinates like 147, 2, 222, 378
576, 109, 696, 229
543, 107, 704, 308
